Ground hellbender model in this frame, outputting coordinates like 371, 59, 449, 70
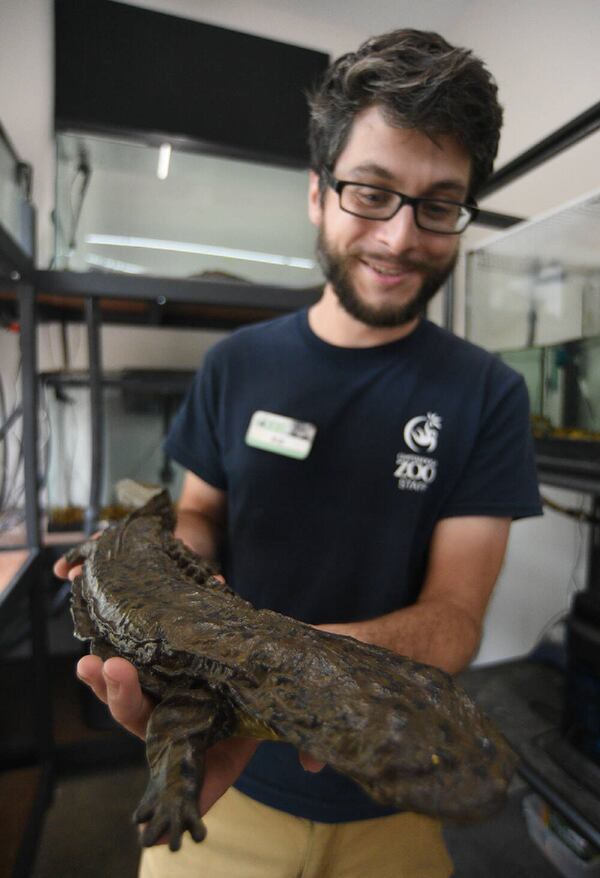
68, 491, 516, 851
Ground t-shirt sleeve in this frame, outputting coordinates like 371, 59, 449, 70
163, 348, 227, 490
440, 370, 542, 521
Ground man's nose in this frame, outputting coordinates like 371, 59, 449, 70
374, 203, 422, 253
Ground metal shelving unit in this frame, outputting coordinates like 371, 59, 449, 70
31, 271, 319, 535
0, 123, 53, 878
0, 120, 322, 878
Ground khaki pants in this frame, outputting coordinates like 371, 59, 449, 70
138, 787, 453, 878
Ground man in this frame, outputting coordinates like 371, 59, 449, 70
56, 28, 541, 878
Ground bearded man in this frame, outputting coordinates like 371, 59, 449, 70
57, 28, 541, 878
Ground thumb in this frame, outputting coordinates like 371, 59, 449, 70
299, 752, 326, 772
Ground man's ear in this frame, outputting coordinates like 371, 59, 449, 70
307, 169, 323, 227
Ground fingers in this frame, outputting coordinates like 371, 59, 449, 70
53, 557, 83, 581
299, 752, 326, 773
53, 531, 102, 580
76, 655, 153, 740
53, 556, 75, 579
77, 654, 109, 702
52, 556, 67, 579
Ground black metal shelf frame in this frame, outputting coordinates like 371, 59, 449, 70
0, 129, 47, 878
32, 270, 320, 536
35, 268, 321, 311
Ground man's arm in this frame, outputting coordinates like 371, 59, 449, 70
318, 515, 511, 675
174, 470, 227, 559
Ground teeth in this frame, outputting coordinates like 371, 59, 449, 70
366, 261, 402, 276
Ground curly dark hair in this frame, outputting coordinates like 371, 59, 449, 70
308, 29, 503, 198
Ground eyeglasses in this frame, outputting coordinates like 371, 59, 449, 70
324, 171, 478, 235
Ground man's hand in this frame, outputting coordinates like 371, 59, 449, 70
76, 655, 324, 818
77, 655, 153, 739
77, 655, 260, 813
53, 530, 103, 583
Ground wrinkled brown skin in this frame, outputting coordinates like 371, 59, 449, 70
68, 491, 517, 852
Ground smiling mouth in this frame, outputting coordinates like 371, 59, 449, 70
360, 258, 420, 279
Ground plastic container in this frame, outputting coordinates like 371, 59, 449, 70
523, 794, 600, 877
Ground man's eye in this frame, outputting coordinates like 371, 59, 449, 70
421, 201, 457, 219
352, 187, 392, 206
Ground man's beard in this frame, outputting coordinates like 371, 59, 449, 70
316, 227, 457, 328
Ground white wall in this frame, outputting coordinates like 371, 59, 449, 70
475, 490, 591, 665
1, 0, 599, 662
0, 0, 54, 267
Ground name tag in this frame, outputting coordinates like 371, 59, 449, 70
245, 410, 316, 460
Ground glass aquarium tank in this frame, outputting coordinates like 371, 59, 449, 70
54, 132, 323, 289
466, 188, 600, 480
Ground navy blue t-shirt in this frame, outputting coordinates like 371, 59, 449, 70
164, 309, 542, 822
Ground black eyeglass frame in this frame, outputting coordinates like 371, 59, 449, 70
324, 170, 479, 235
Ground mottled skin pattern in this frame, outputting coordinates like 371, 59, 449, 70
68, 492, 517, 851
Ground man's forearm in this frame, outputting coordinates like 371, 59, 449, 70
318, 599, 481, 676
174, 508, 223, 561
321, 516, 510, 675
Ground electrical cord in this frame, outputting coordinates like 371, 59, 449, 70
67, 145, 92, 257
0, 350, 50, 533
49, 144, 93, 269
0, 353, 23, 530
541, 492, 600, 524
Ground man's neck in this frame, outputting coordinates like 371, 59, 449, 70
308, 285, 421, 348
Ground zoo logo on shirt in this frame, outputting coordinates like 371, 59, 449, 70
394, 412, 442, 492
